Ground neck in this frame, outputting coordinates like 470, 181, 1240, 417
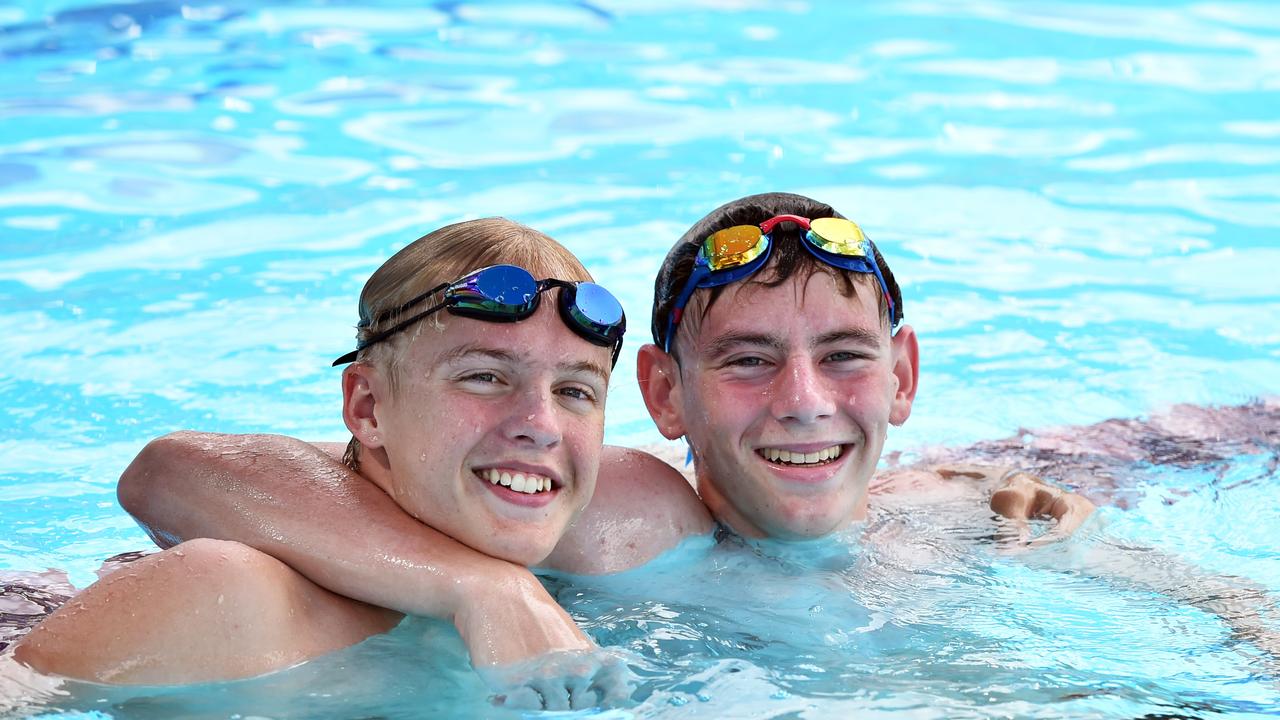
356, 445, 395, 498
695, 468, 871, 541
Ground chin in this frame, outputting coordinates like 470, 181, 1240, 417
772, 509, 853, 539
481, 535, 559, 567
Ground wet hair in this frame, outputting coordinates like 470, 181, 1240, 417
650, 192, 903, 358
342, 217, 591, 471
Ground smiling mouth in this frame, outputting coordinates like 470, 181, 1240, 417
477, 468, 556, 494
757, 444, 845, 467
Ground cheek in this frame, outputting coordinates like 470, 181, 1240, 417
690, 378, 754, 421
570, 414, 606, 455
394, 397, 495, 457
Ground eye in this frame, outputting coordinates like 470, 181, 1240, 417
460, 371, 501, 385
825, 350, 874, 363
557, 385, 599, 403
726, 355, 768, 368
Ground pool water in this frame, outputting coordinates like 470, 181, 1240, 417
1, 0, 1278, 717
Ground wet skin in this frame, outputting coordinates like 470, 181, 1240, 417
641, 270, 919, 539
345, 299, 613, 566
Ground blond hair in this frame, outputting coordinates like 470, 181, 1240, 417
342, 217, 591, 470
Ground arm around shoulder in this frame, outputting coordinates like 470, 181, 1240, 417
542, 445, 713, 575
117, 430, 343, 549
115, 430, 603, 669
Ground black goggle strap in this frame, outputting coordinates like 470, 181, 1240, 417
332, 279, 456, 366
354, 295, 453, 353
350, 278, 452, 351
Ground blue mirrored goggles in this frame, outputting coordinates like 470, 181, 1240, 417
333, 264, 626, 367
663, 215, 898, 352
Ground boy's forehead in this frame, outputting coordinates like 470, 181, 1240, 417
691, 271, 885, 344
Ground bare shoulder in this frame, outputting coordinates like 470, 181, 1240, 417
13, 539, 398, 684
541, 445, 713, 575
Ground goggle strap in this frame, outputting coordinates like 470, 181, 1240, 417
355, 299, 451, 352
362, 279, 451, 330
757, 214, 810, 235
801, 233, 898, 329
662, 240, 775, 352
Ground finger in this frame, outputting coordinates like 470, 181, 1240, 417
530, 678, 570, 712
495, 686, 544, 711
990, 485, 1033, 544
1047, 497, 1095, 539
567, 673, 598, 710
990, 482, 1032, 520
1026, 498, 1096, 547
597, 657, 635, 706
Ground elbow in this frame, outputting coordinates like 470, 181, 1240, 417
117, 431, 209, 518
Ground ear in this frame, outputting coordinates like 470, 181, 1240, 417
342, 363, 387, 450
888, 324, 919, 426
636, 343, 688, 440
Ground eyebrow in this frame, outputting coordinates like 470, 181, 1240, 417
562, 359, 612, 386
702, 327, 883, 358
703, 332, 786, 359
813, 328, 883, 349
441, 345, 521, 367
441, 344, 611, 384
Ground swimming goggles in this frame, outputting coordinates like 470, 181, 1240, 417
333, 264, 626, 367
663, 214, 897, 352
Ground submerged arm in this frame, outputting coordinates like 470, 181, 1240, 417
116, 431, 592, 668
1043, 534, 1280, 672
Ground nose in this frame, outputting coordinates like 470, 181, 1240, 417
769, 357, 836, 426
503, 387, 562, 448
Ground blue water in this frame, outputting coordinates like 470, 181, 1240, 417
1, 0, 1279, 717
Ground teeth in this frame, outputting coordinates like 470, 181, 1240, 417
480, 469, 553, 494
761, 445, 843, 465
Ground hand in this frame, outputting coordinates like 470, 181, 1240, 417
989, 470, 1096, 546
451, 567, 633, 709
479, 648, 633, 711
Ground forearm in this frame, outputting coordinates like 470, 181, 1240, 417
117, 432, 534, 621
1061, 539, 1280, 660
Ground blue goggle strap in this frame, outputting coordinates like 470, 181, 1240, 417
801, 232, 898, 332
663, 240, 775, 353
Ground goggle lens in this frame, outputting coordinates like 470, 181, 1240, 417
562, 281, 626, 347
705, 226, 768, 271
808, 217, 867, 255
453, 264, 539, 314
